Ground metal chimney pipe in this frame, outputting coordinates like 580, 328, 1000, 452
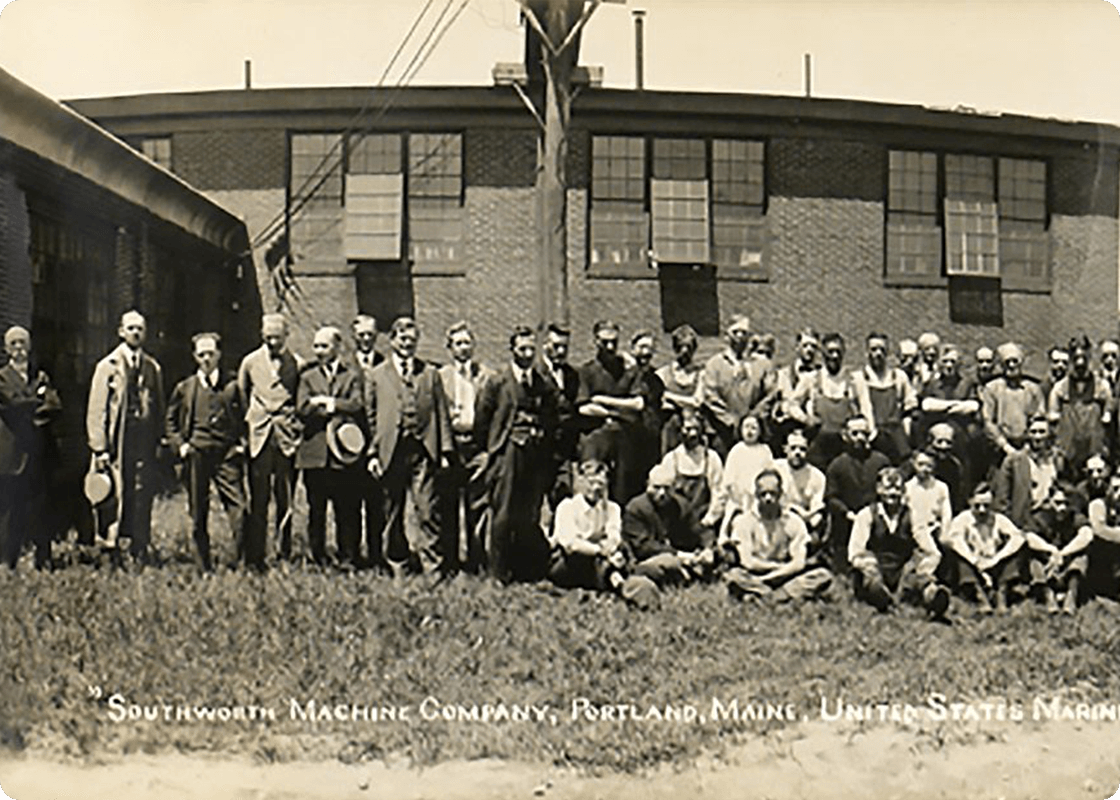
633, 9, 646, 91
244, 59, 252, 90
804, 53, 812, 98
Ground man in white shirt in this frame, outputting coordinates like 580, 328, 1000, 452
549, 460, 626, 591
849, 466, 949, 617
774, 429, 826, 552
720, 469, 832, 602
945, 482, 1027, 613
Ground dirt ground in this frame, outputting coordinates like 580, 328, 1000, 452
3, 719, 1120, 800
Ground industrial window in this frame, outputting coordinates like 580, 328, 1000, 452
945, 200, 999, 276
408, 133, 462, 199
140, 137, 173, 172
289, 133, 345, 273
998, 158, 1049, 290
591, 136, 645, 202
885, 151, 941, 282
590, 136, 649, 276
407, 133, 464, 274
348, 134, 401, 175
711, 139, 766, 278
945, 154, 995, 203
652, 139, 706, 180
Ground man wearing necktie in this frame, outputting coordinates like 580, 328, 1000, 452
351, 314, 385, 570
237, 313, 302, 567
87, 310, 165, 564
166, 333, 247, 572
365, 317, 453, 576
437, 321, 494, 573
0, 326, 62, 569
474, 325, 556, 582
296, 326, 366, 567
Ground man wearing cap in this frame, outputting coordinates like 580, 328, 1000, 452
0, 325, 61, 569
166, 333, 246, 572
352, 314, 385, 569
720, 468, 833, 602
365, 317, 453, 576
622, 463, 716, 586
296, 326, 366, 567
87, 310, 165, 563
981, 342, 1045, 462
577, 320, 645, 503
474, 325, 555, 582
438, 321, 494, 573
701, 314, 773, 458
237, 313, 302, 566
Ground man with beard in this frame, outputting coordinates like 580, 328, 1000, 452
87, 310, 165, 564
577, 320, 644, 503
824, 415, 891, 576
851, 332, 916, 464
474, 326, 555, 582
802, 333, 858, 471
720, 469, 833, 602
0, 326, 61, 570
622, 463, 716, 586
1049, 336, 1111, 479
238, 313, 302, 567
981, 342, 1045, 462
701, 314, 772, 458
848, 466, 949, 618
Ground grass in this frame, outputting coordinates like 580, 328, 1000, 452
3, 492, 1120, 773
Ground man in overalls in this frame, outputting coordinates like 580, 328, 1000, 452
851, 332, 916, 465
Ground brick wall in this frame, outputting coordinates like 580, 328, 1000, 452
0, 172, 32, 331
465, 128, 537, 188
206, 188, 288, 314
173, 129, 287, 191
769, 138, 885, 202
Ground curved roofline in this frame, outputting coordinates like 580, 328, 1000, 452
65, 84, 1120, 149
2, 67, 248, 254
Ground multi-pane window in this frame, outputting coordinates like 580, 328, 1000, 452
651, 139, 709, 263
652, 139, 706, 180
408, 133, 464, 272
885, 150, 1049, 291
408, 133, 462, 198
592, 136, 645, 201
290, 133, 345, 272
348, 133, 401, 175
140, 137, 173, 172
711, 139, 766, 274
590, 136, 648, 274
345, 134, 403, 260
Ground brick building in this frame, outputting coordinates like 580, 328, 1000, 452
0, 67, 257, 484
69, 82, 1120, 373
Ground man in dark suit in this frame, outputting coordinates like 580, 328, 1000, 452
536, 323, 580, 511
296, 326, 366, 567
237, 313, 302, 567
474, 326, 557, 583
365, 317, 453, 576
166, 333, 247, 572
87, 310, 165, 562
351, 314, 385, 570
0, 326, 61, 569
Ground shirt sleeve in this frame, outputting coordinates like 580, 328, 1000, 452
604, 502, 623, 554
847, 507, 876, 573
552, 499, 579, 550
911, 511, 943, 579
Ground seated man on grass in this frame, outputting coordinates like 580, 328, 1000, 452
719, 469, 832, 602
944, 482, 1027, 614
549, 460, 626, 591
622, 463, 716, 586
848, 466, 950, 619
774, 428, 826, 558
1086, 472, 1120, 601
1024, 483, 1092, 615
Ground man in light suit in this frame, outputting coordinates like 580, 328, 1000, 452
365, 317, 453, 576
474, 325, 556, 582
166, 333, 246, 572
0, 326, 61, 570
87, 310, 165, 562
237, 313, 302, 567
296, 326, 366, 567
437, 321, 494, 573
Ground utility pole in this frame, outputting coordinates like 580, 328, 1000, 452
519, 0, 603, 329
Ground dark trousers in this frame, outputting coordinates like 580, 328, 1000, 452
245, 433, 295, 566
580, 422, 642, 504
0, 472, 49, 569
118, 432, 156, 559
488, 441, 550, 583
439, 436, 487, 573
382, 437, 443, 575
304, 467, 361, 566
184, 446, 246, 570
358, 471, 385, 569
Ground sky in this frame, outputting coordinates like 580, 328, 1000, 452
0, 0, 1119, 125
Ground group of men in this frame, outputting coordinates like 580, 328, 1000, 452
5, 309, 1120, 617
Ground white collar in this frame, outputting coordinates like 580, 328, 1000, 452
197, 369, 220, 388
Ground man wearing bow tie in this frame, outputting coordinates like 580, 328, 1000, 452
87, 310, 165, 563
166, 333, 246, 572
474, 325, 557, 582
237, 313, 302, 567
437, 321, 494, 573
0, 326, 62, 570
365, 317, 453, 576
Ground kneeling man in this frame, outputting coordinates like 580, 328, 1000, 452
719, 469, 832, 602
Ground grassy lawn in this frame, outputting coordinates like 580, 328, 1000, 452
3, 492, 1120, 774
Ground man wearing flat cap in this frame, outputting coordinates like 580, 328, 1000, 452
296, 325, 366, 567
0, 325, 61, 569
166, 333, 246, 572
